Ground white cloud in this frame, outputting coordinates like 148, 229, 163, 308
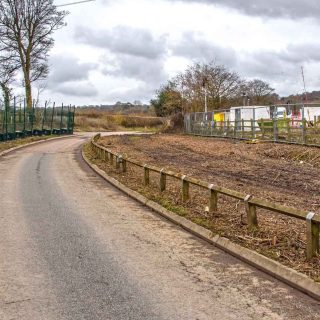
33, 0, 320, 104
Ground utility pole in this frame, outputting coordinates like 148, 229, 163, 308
301, 66, 308, 103
202, 76, 208, 113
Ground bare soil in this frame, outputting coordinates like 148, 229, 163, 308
90, 134, 320, 280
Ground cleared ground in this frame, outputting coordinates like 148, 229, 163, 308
2, 134, 320, 319
96, 134, 320, 280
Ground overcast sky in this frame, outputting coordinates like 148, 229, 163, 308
33, 0, 320, 105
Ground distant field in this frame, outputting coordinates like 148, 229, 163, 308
75, 109, 165, 132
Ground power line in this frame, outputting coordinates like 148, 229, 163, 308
56, 0, 95, 8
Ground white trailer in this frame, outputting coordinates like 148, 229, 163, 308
228, 106, 271, 130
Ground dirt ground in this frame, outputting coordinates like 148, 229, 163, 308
92, 134, 320, 280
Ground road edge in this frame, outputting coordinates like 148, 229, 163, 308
82, 148, 320, 301
0, 135, 75, 157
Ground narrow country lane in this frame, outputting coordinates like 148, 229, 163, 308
0, 134, 319, 320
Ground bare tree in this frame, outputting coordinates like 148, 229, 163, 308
174, 62, 243, 112
0, 0, 68, 109
244, 79, 276, 105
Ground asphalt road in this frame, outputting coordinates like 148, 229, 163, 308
0, 134, 319, 320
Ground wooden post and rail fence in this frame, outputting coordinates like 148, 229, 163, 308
90, 134, 320, 260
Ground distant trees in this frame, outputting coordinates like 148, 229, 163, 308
151, 61, 277, 116
0, 59, 18, 108
151, 81, 184, 117
243, 79, 276, 105
0, 0, 68, 109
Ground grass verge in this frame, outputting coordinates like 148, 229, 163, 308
0, 135, 60, 154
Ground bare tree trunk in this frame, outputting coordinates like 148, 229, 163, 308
24, 74, 33, 110
0, 83, 10, 110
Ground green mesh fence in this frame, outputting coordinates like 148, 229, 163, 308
0, 99, 75, 141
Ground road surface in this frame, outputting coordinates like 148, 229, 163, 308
0, 134, 319, 319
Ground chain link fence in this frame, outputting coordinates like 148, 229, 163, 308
0, 98, 75, 141
184, 104, 320, 146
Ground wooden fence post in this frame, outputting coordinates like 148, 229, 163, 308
181, 175, 189, 202
110, 153, 114, 165
122, 158, 127, 173
116, 155, 120, 169
160, 168, 166, 191
306, 212, 320, 260
144, 165, 150, 186
208, 184, 218, 213
244, 195, 258, 230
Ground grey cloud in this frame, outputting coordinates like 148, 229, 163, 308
171, 33, 320, 95
102, 54, 167, 85
237, 43, 320, 80
167, 0, 320, 19
49, 55, 97, 84
47, 55, 98, 96
279, 43, 320, 64
171, 32, 236, 66
75, 26, 167, 59
99, 52, 168, 102
105, 84, 157, 103
53, 81, 98, 97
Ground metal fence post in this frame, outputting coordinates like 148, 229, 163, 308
23, 98, 26, 133
60, 103, 64, 132
31, 100, 35, 134
13, 97, 16, 138
241, 119, 244, 139
273, 119, 278, 141
51, 102, 55, 133
4, 97, 8, 140
252, 108, 256, 139
286, 118, 291, 142
302, 119, 307, 144
251, 119, 254, 139
42, 101, 47, 132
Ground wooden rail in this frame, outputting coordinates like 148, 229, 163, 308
90, 134, 320, 260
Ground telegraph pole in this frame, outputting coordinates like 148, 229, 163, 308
301, 66, 308, 103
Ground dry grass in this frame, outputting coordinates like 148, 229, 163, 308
0, 135, 59, 153
75, 109, 164, 132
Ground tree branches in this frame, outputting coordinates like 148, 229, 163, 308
151, 61, 278, 115
0, 0, 68, 108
